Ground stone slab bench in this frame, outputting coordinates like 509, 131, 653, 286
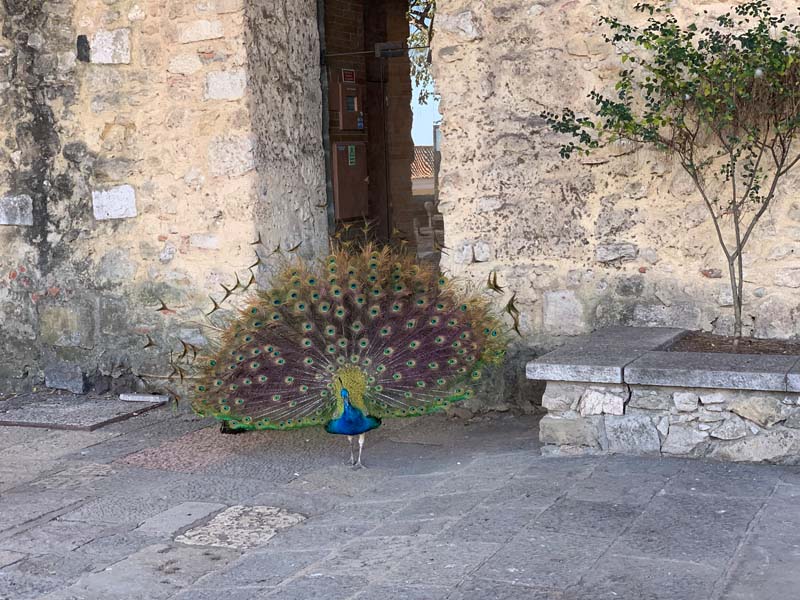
527, 327, 800, 464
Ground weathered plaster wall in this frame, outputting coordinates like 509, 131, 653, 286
432, 0, 800, 358
0, 0, 326, 393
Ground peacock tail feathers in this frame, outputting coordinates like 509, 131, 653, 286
191, 243, 508, 431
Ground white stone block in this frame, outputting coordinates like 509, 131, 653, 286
179, 20, 224, 44
205, 69, 247, 101
673, 391, 699, 412
90, 29, 131, 64
92, 185, 137, 220
120, 394, 169, 403
578, 388, 625, 416
168, 53, 203, 75
0, 194, 33, 225
190, 233, 219, 250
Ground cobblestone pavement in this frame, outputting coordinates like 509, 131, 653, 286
0, 408, 798, 599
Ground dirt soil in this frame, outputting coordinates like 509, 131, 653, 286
669, 330, 800, 356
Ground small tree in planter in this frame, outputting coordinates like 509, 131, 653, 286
543, 1, 800, 340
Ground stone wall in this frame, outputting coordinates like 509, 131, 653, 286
540, 381, 800, 464
432, 0, 800, 354
0, 0, 326, 393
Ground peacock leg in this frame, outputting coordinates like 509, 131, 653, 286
347, 436, 355, 466
355, 433, 367, 469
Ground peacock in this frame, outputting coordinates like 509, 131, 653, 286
191, 244, 508, 467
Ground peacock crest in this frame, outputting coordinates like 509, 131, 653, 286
190, 243, 508, 434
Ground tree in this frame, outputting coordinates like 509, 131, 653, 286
542, 1, 800, 341
408, 0, 436, 104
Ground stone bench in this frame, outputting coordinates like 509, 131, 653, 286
526, 326, 800, 464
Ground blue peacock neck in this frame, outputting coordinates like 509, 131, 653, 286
324, 369, 381, 436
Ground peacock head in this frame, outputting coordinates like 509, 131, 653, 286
333, 366, 367, 409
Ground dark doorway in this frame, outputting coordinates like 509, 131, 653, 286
321, 0, 442, 261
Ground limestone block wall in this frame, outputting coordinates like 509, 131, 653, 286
432, 0, 800, 355
540, 382, 800, 464
0, 0, 327, 393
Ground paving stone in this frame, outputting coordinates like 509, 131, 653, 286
386, 539, 501, 586
323, 499, 409, 524
0, 458, 59, 492
611, 493, 763, 567
393, 491, 488, 520
449, 579, 560, 600
0, 571, 62, 600
135, 502, 225, 536
194, 549, 327, 589
566, 472, 668, 506
721, 533, 800, 600
366, 517, 454, 538
46, 543, 239, 600
58, 490, 176, 526
439, 506, 538, 543
752, 498, 800, 537
264, 573, 367, 599
530, 497, 642, 539
355, 584, 452, 600
175, 505, 305, 550
259, 520, 373, 551
566, 554, 720, 600
0, 490, 86, 533
171, 589, 267, 600
666, 461, 781, 498
625, 351, 797, 391
0, 550, 25, 568
474, 530, 610, 588
0, 519, 114, 555
0, 394, 163, 431
483, 476, 574, 510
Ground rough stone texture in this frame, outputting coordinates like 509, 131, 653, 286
0, 413, 799, 599
673, 391, 699, 412
175, 505, 306, 549
205, 69, 247, 101
730, 396, 786, 428
0, 0, 327, 392
538, 374, 800, 463
542, 290, 588, 336
539, 415, 606, 449
626, 352, 796, 392
92, 185, 137, 220
179, 20, 225, 44
604, 415, 661, 455
0, 195, 34, 225
44, 364, 87, 395
433, 0, 800, 355
662, 424, 709, 456
90, 29, 131, 64
578, 387, 625, 417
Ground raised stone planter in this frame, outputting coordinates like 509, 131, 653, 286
527, 327, 800, 464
